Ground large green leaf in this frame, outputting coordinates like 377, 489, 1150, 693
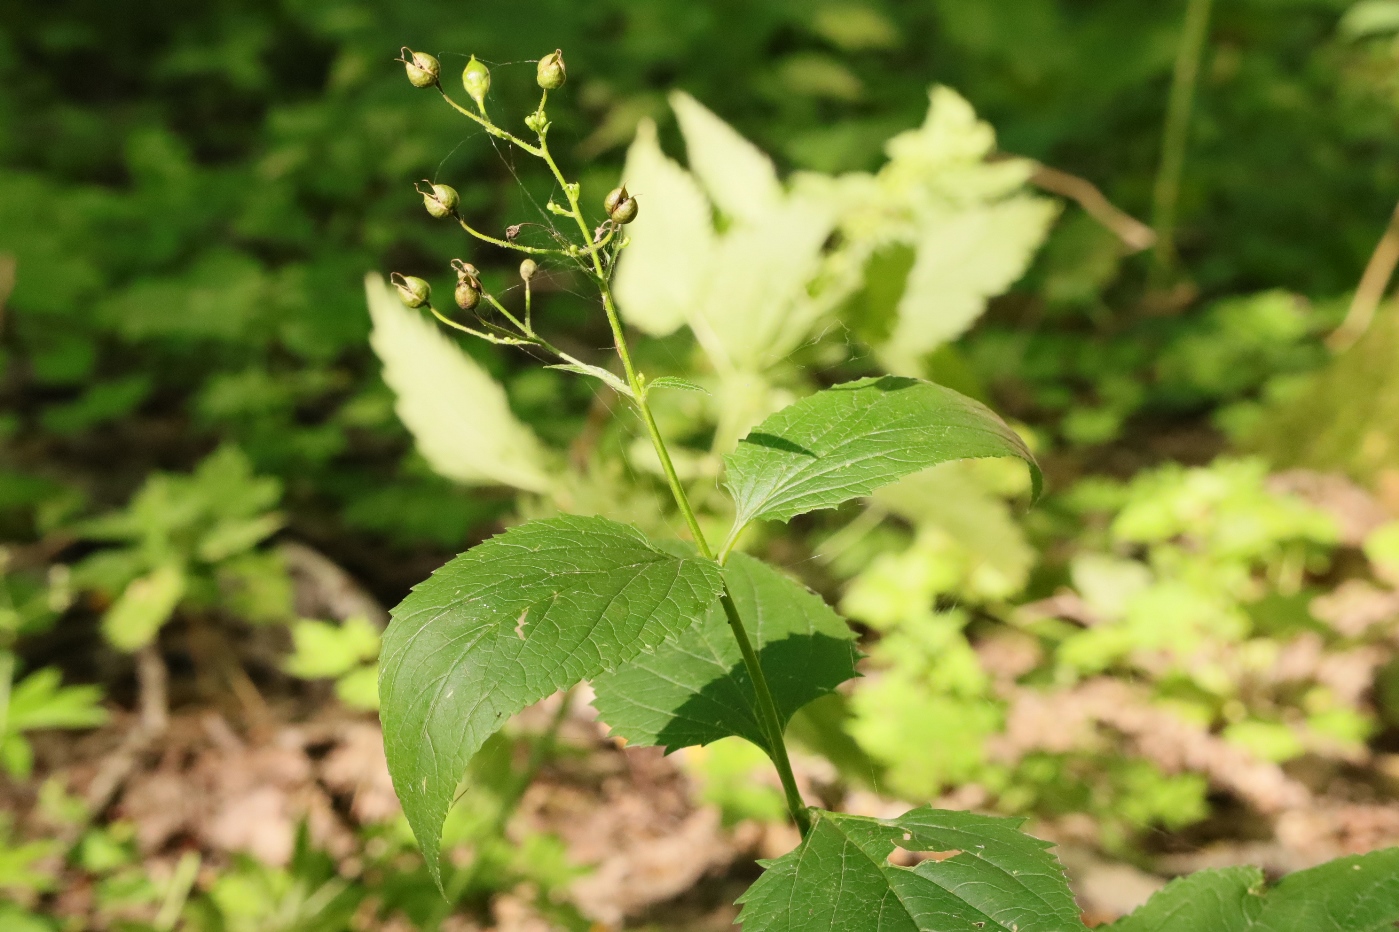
1104, 867, 1264, 931
1107, 848, 1399, 931
737, 807, 1084, 931
723, 377, 1041, 533
591, 552, 859, 755
378, 515, 724, 883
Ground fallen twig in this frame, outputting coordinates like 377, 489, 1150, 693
1029, 163, 1157, 254
1328, 198, 1399, 351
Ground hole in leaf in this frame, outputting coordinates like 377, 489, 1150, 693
887, 846, 959, 867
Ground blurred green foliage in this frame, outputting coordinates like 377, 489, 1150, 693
4, 0, 1399, 925
3, 0, 1397, 571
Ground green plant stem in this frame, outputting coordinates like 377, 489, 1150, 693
0, 650, 13, 741
1152, 0, 1214, 279
438, 88, 542, 156
453, 214, 563, 257
432, 101, 812, 838
534, 144, 811, 835
719, 592, 812, 835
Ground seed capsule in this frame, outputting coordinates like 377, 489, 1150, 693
391, 273, 430, 308
401, 48, 440, 88
604, 185, 638, 224
421, 183, 459, 219
451, 259, 481, 286
519, 258, 538, 282
454, 277, 481, 311
462, 56, 491, 110
536, 49, 566, 90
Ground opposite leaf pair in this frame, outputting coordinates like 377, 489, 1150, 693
378, 375, 1041, 885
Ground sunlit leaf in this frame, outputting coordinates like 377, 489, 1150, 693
881, 198, 1059, 375
693, 194, 837, 372
738, 806, 1084, 931
101, 563, 185, 651
379, 515, 723, 884
613, 118, 715, 338
365, 274, 552, 493
724, 376, 1041, 533
1107, 849, 1399, 931
670, 90, 782, 224
284, 617, 380, 680
3, 667, 108, 732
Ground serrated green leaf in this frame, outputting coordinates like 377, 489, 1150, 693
378, 515, 724, 885
1107, 849, 1399, 931
1253, 848, 1399, 931
101, 563, 185, 651
723, 377, 1041, 534
737, 806, 1084, 932
591, 552, 858, 755
365, 274, 553, 493
1105, 867, 1263, 932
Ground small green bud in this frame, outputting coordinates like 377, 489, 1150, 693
536, 49, 566, 90
420, 182, 459, 219
400, 48, 440, 88
454, 277, 481, 311
524, 110, 548, 134
519, 258, 538, 282
604, 185, 639, 224
462, 56, 491, 110
391, 273, 430, 308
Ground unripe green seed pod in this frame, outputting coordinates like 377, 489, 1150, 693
391, 273, 431, 308
454, 277, 481, 311
536, 49, 566, 90
604, 186, 639, 225
401, 48, 440, 88
519, 258, 538, 282
422, 183, 459, 219
462, 56, 491, 110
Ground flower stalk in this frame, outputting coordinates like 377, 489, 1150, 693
398, 49, 812, 836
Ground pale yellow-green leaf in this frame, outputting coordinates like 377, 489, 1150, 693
196, 512, 284, 563
692, 194, 836, 371
365, 274, 552, 492
284, 616, 381, 680
613, 118, 714, 337
883, 86, 1033, 205
880, 196, 1059, 374
670, 90, 782, 224
102, 563, 185, 651
872, 462, 1035, 600
335, 663, 380, 711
